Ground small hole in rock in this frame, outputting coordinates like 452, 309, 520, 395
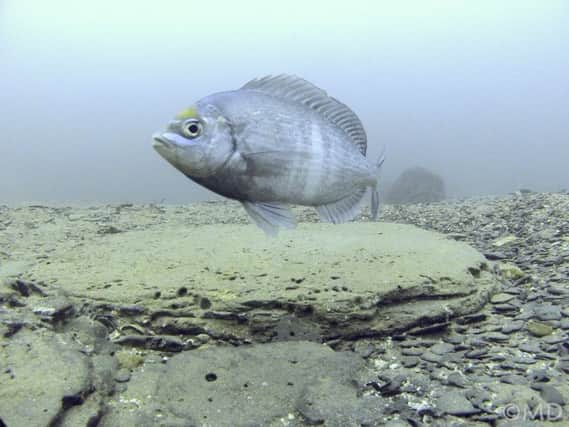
177, 287, 188, 297
205, 372, 217, 382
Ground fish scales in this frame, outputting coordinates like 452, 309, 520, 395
216, 92, 361, 204
152, 74, 384, 236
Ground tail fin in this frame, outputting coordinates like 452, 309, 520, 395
370, 147, 386, 220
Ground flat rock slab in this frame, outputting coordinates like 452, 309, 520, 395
0, 329, 92, 427
26, 222, 497, 341
102, 341, 382, 426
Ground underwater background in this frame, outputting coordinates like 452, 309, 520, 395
1, 0, 568, 204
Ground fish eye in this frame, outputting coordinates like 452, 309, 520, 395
182, 120, 202, 138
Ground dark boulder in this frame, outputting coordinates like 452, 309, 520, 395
386, 166, 446, 204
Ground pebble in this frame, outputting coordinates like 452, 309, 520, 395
512, 355, 536, 365
468, 338, 487, 347
534, 384, 567, 405
430, 342, 455, 355
493, 304, 519, 313
519, 342, 541, 354
558, 360, 569, 374
401, 356, 420, 368
446, 372, 468, 388
501, 320, 524, 334
465, 388, 494, 413
435, 391, 480, 416
483, 332, 509, 342
542, 334, 568, 345
515, 310, 535, 321
526, 369, 550, 383
490, 293, 515, 304
401, 347, 423, 356
497, 263, 525, 280
534, 305, 562, 321
483, 251, 507, 260
535, 352, 557, 360
97, 225, 122, 234
420, 351, 444, 364
527, 320, 554, 337
444, 334, 465, 345
377, 374, 406, 397
547, 286, 569, 296
492, 235, 518, 247
500, 374, 527, 385
489, 353, 507, 362
399, 339, 435, 348
456, 313, 487, 325
465, 348, 488, 359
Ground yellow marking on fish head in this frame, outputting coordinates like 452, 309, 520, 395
175, 105, 198, 120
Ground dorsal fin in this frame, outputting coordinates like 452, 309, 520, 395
241, 74, 367, 155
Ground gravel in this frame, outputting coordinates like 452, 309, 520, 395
1, 191, 568, 425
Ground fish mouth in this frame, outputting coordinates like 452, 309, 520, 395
152, 133, 173, 149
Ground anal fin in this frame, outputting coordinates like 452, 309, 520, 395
316, 188, 367, 224
241, 201, 297, 237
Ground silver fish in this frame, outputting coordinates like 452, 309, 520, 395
152, 75, 385, 236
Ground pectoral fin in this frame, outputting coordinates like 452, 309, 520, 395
241, 201, 297, 237
316, 188, 367, 224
